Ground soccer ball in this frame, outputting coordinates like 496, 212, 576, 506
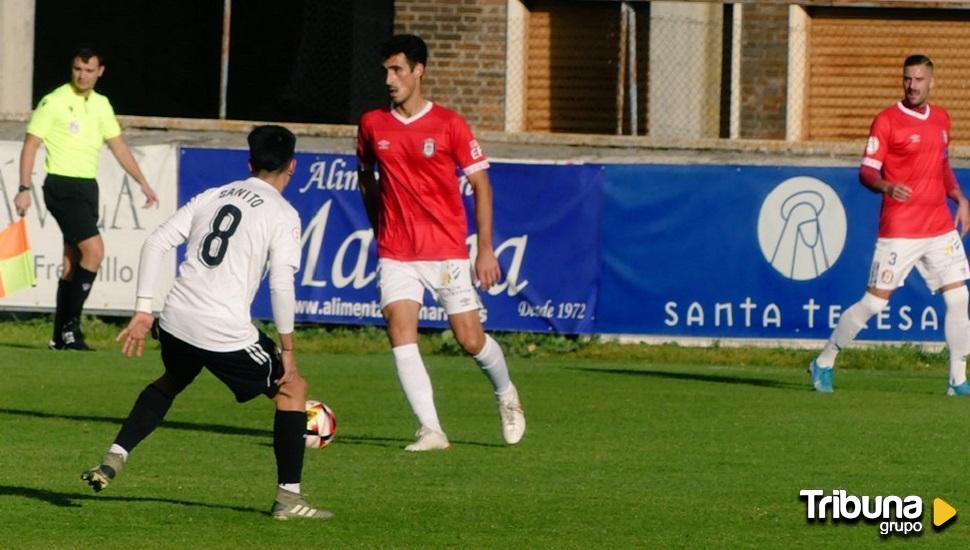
305, 400, 336, 449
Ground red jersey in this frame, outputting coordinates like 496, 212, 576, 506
357, 102, 489, 260
862, 102, 955, 238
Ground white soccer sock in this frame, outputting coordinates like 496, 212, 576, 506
108, 444, 129, 461
816, 293, 888, 367
943, 285, 969, 385
473, 335, 512, 396
279, 483, 301, 494
392, 343, 443, 433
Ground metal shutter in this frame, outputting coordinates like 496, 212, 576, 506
526, 2, 621, 133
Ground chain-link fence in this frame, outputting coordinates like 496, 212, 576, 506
506, 0, 970, 142
12, 0, 970, 142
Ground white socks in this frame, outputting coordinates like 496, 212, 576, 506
943, 286, 969, 386
816, 286, 969, 385
392, 343, 443, 433
816, 293, 888, 368
473, 335, 512, 396
279, 483, 301, 494
392, 336, 512, 432
108, 444, 129, 461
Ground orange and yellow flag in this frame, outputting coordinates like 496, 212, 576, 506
0, 219, 36, 298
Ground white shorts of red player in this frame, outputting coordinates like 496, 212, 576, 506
868, 230, 970, 292
377, 258, 483, 314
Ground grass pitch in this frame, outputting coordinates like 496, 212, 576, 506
1, 331, 968, 548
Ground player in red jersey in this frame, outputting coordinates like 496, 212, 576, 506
810, 55, 970, 395
357, 35, 525, 450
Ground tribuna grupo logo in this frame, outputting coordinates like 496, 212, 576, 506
800, 489, 924, 536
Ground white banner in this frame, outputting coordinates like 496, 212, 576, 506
0, 141, 178, 313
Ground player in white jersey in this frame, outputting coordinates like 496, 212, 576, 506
80, 126, 332, 520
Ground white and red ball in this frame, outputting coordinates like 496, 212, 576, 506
305, 400, 336, 449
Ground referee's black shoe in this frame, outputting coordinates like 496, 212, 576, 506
56, 320, 94, 351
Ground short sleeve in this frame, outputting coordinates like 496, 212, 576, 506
356, 117, 375, 169
944, 109, 953, 155
99, 97, 122, 140
861, 113, 890, 171
25, 96, 55, 140
449, 115, 489, 175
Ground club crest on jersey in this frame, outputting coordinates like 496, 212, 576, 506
68, 120, 81, 135
423, 138, 436, 157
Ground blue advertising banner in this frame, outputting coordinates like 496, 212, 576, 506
179, 146, 967, 342
597, 164, 963, 342
178, 148, 602, 334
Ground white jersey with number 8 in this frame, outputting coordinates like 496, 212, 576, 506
138, 176, 301, 351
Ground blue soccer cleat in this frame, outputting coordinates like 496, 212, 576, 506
810, 359, 834, 393
946, 381, 970, 396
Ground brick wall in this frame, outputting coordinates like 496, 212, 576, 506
394, 0, 507, 131
739, 4, 789, 139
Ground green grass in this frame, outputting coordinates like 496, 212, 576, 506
0, 322, 967, 548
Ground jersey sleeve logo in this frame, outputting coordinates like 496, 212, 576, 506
943, 130, 949, 145
865, 136, 879, 156
470, 139, 483, 160
422, 138, 436, 157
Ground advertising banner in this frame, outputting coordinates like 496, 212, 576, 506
12, 140, 957, 344
179, 148, 602, 333
597, 163, 960, 342
0, 142, 179, 312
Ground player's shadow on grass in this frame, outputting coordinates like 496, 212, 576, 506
0, 342, 43, 350
335, 434, 504, 449
0, 407, 272, 438
0, 484, 263, 514
0, 408, 505, 449
568, 367, 805, 390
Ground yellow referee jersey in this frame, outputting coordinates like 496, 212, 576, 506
26, 83, 122, 179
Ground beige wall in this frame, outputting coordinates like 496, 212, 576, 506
0, 0, 35, 117
649, 1, 723, 139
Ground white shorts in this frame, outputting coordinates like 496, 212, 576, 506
867, 230, 970, 292
377, 258, 482, 315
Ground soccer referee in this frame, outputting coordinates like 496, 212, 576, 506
14, 45, 158, 350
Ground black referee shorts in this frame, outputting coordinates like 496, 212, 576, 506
158, 327, 284, 403
43, 174, 100, 245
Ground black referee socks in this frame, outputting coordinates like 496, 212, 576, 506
69, 266, 97, 322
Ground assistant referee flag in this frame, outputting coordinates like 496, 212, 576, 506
0, 219, 36, 297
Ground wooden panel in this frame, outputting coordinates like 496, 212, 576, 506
808, 8, 970, 142
526, 1, 621, 133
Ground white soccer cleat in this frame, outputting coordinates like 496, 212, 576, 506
404, 426, 450, 452
497, 384, 526, 445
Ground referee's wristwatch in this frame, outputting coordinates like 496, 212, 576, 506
17, 185, 31, 193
